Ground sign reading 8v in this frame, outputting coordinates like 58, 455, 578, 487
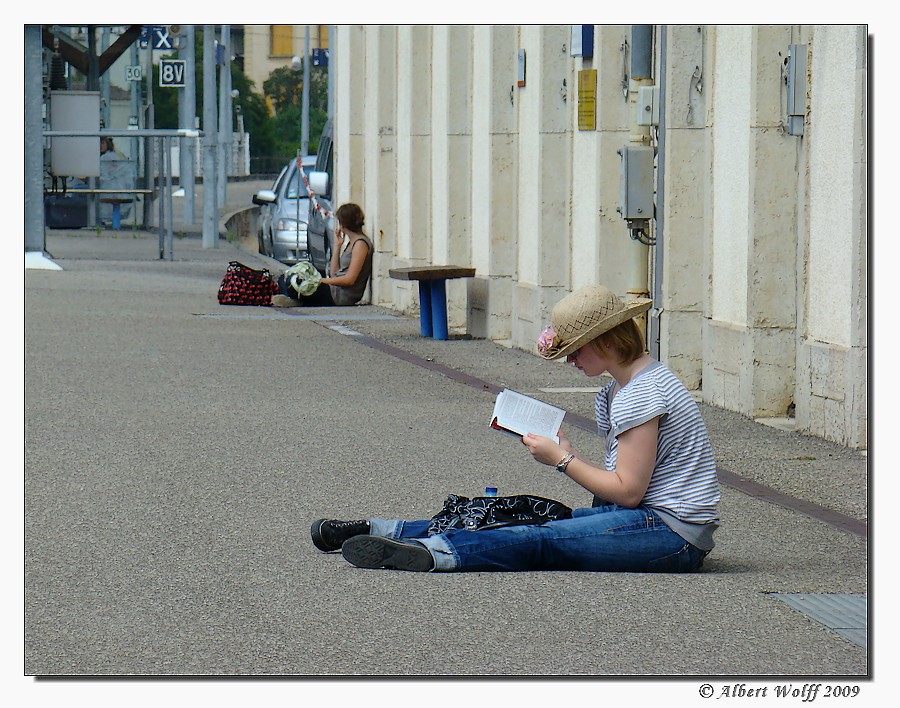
159, 59, 186, 88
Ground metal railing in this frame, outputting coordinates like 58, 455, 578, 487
43, 128, 202, 261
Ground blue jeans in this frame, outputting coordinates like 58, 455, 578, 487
369, 504, 707, 572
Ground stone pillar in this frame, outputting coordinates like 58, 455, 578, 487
743, 25, 799, 416
394, 26, 432, 312
796, 25, 868, 448
469, 26, 518, 341
658, 24, 710, 390
431, 25, 473, 329
337, 25, 366, 202
572, 26, 632, 296
513, 25, 571, 351
704, 25, 801, 417
363, 26, 397, 307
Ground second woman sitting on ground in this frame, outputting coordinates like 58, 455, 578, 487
273, 202, 373, 307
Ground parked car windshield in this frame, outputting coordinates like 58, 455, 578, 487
285, 164, 314, 200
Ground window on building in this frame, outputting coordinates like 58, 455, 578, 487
316, 25, 329, 48
271, 25, 293, 57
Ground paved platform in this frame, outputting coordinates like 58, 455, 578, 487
22, 181, 875, 699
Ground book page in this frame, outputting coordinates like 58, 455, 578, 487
491, 389, 565, 442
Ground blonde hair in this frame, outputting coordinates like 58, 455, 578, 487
589, 318, 645, 363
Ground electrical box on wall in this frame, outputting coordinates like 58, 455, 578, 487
617, 145, 655, 222
636, 86, 659, 126
570, 26, 594, 57
785, 44, 807, 136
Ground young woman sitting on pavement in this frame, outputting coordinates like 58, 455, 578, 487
273, 202, 373, 307
311, 284, 721, 572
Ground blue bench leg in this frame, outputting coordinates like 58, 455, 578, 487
418, 281, 433, 337
430, 279, 448, 340
111, 203, 122, 229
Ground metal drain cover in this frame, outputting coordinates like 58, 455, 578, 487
773, 593, 867, 648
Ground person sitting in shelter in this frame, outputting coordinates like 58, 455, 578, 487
98, 137, 134, 227
99, 137, 118, 160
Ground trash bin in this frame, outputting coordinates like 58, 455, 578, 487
44, 193, 88, 229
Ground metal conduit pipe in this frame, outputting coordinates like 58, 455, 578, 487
649, 25, 669, 360
626, 24, 655, 332
202, 25, 218, 249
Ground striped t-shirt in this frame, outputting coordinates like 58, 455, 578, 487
594, 360, 720, 549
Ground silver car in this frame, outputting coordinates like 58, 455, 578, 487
253, 155, 317, 265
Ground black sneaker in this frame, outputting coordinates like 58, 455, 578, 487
310, 519, 370, 552
341, 536, 434, 572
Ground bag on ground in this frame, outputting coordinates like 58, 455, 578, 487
217, 261, 279, 306
427, 494, 573, 535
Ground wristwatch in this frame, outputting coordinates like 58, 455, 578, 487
555, 452, 575, 473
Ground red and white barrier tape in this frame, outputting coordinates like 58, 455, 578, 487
297, 156, 332, 219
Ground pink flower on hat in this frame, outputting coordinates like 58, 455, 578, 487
537, 325, 561, 357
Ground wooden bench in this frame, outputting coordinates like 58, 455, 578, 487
388, 265, 476, 340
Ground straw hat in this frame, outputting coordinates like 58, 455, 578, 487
537, 285, 652, 360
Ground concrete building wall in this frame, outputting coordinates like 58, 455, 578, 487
658, 24, 710, 391
361, 26, 397, 308
703, 25, 801, 419
469, 26, 518, 342
330, 24, 868, 449
710, 26, 751, 328
795, 25, 868, 448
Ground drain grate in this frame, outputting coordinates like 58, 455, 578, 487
772, 593, 867, 648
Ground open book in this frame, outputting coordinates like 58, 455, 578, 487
489, 389, 565, 443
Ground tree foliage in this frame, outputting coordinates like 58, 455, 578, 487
150, 32, 327, 171
262, 64, 329, 157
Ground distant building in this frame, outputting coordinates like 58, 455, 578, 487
241, 24, 328, 103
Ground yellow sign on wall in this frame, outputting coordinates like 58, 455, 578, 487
578, 69, 597, 131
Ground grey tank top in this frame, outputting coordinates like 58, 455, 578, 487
329, 233, 373, 306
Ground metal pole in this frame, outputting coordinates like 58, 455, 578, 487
217, 25, 230, 205
202, 25, 219, 248
179, 25, 196, 224
327, 25, 334, 119
87, 26, 99, 226
144, 33, 155, 229
165, 136, 174, 260
626, 24, 653, 315
650, 26, 668, 360
158, 136, 165, 258
129, 42, 141, 222
100, 27, 110, 128
86, 25, 99, 91
296, 149, 302, 254
225, 34, 234, 176
302, 26, 310, 157
25, 24, 45, 253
